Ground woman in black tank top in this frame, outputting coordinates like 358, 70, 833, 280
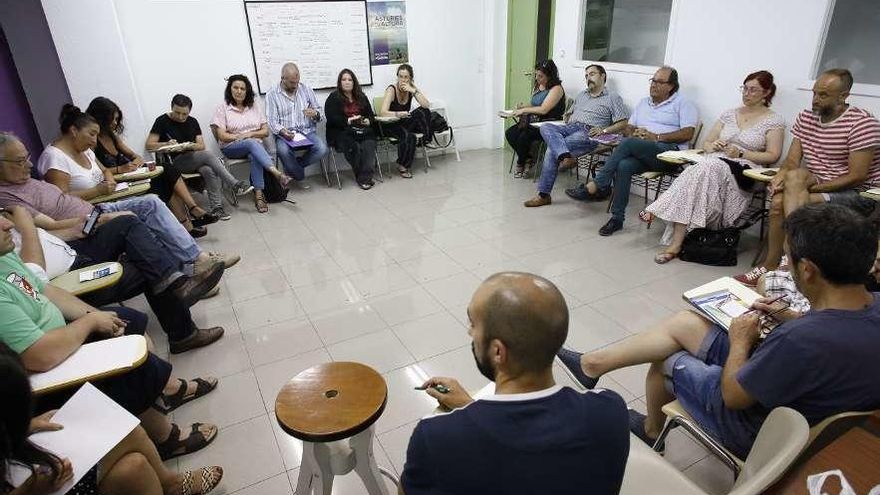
378, 64, 432, 178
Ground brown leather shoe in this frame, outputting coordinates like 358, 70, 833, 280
172, 261, 224, 307
558, 156, 578, 171
169, 326, 225, 354
524, 195, 552, 207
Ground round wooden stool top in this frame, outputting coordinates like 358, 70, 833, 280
275, 362, 388, 443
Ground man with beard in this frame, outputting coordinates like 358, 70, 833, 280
557, 204, 880, 459
399, 272, 629, 495
735, 68, 880, 286
523, 64, 629, 207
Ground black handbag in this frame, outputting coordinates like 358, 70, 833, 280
678, 227, 741, 266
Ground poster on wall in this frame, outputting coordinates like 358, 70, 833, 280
367, 1, 408, 66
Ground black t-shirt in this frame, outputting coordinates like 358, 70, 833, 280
149, 114, 202, 143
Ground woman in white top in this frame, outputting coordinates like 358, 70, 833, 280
38, 105, 210, 235
642, 71, 785, 264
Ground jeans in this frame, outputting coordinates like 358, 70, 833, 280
275, 132, 329, 180
171, 150, 239, 210
222, 139, 274, 191
664, 326, 766, 459
335, 134, 376, 185
505, 124, 542, 166
594, 138, 678, 221
98, 194, 201, 265
72, 226, 198, 344
537, 122, 599, 195
68, 215, 182, 293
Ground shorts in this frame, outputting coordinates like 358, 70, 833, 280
662, 326, 765, 458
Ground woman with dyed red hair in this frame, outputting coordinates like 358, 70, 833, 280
641, 70, 785, 264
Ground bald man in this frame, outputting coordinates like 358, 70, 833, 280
265, 62, 329, 187
399, 272, 629, 495
735, 68, 880, 286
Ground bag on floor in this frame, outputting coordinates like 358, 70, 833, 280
678, 227, 741, 266
262, 168, 289, 203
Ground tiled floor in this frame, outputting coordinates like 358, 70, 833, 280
131, 148, 765, 494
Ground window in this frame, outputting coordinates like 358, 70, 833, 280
581, 0, 673, 67
816, 0, 880, 86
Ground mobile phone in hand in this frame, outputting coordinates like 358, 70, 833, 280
82, 209, 101, 236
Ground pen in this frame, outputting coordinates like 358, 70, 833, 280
414, 384, 451, 394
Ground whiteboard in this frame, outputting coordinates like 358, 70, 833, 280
244, 0, 373, 94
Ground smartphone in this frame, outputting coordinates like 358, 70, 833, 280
761, 170, 778, 177
82, 209, 101, 236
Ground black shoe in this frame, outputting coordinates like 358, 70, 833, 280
210, 207, 231, 221
556, 348, 599, 389
189, 226, 208, 238
584, 186, 612, 202
629, 409, 664, 452
170, 261, 224, 307
599, 218, 623, 236
191, 211, 219, 228
565, 183, 589, 201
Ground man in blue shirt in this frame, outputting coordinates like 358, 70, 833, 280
557, 203, 880, 459
577, 66, 699, 236
400, 272, 629, 495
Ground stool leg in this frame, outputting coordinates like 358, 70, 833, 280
351, 426, 390, 495
295, 441, 335, 495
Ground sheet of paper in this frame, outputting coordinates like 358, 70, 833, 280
30, 335, 146, 393
121, 167, 149, 176
113, 182, 130, 192
12, 383, 139, 494
77, 263, 120, 283
719, 300, 750, 318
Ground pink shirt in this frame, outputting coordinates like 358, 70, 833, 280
0, 179, 94, 220
211, 103, 267, 148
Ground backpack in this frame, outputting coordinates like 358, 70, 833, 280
262, 168, 290, 203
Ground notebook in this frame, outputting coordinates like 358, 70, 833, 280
282, 130, 314, 149
592, 133, 622, 145
657, 149, 705, 163
498, 109, 516, 118
682, 277, 762, 330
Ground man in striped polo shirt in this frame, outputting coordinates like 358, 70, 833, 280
266, 62, 329, 187
736, 68, 880, 286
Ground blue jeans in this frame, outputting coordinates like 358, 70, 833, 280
222, 139, 274, 191
275, 132, 329, 181
664, 326, 766, 459
537, 122, 598, 194
594, 138, 678, 221
99, 194, 201, 265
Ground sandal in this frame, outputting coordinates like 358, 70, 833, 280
398, 166, 413, 179
514, 166, 524, 179
278, 174, 292, 188
155, 377, 218, 414
638, 210, 654, 229
654, 251, 679, 264
157, 423, 218, 461
254, 191, 268, 213
179, 466, 223, 495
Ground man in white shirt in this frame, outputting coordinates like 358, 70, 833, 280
265, 62, 330, 186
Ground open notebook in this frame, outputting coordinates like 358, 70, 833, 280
30, 335, 148, 394
682, 277, 763, 330
657, 149, 705, 163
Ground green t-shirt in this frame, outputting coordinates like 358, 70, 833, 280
0, 252, 65, 353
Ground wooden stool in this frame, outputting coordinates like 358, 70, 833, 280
275, 362, 392, 495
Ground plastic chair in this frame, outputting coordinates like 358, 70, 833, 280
620, 433, 706, 495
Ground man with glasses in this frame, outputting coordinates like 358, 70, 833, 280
578, 66, 698, 236
524, 64, 629, 207
265, 62, 329, 187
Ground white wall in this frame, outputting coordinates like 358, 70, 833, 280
552, 0, 880, 148
41, 0, 501, 157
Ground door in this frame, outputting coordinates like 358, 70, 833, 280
505, 0, 555, 142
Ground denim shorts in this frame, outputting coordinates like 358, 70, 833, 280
663, 325, 764, 458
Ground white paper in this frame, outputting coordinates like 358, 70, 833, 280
113, 182, 130, 192
17, 383, 139, 494
30, 335, 146, 393
77, 263, 119, 283
120, 167, 149, 177
807, 469, 857, 495
719, 300, 750, 318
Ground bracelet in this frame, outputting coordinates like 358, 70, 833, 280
738, 149, 745, 159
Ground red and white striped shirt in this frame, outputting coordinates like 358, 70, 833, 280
791, 106, 880, 189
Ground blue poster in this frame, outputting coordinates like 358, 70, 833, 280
368, 1, 408, 66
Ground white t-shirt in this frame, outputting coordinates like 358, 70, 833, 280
37, 145, 105, 191
11, 227, 77, 281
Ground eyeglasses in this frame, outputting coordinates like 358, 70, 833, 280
649, 77, 670, 85
739, 85, 764, 95
0, 154, 30, 166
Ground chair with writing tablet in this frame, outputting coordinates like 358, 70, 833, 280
30, 334, 148, 396
88, 182, 152, 205
633, 121, 704, 205
49, 262, 123, 296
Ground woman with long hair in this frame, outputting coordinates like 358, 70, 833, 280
324, 69, 378, 190
504, 59, 566, 178
211, 74, 290, 213
0, 343, 222, 495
